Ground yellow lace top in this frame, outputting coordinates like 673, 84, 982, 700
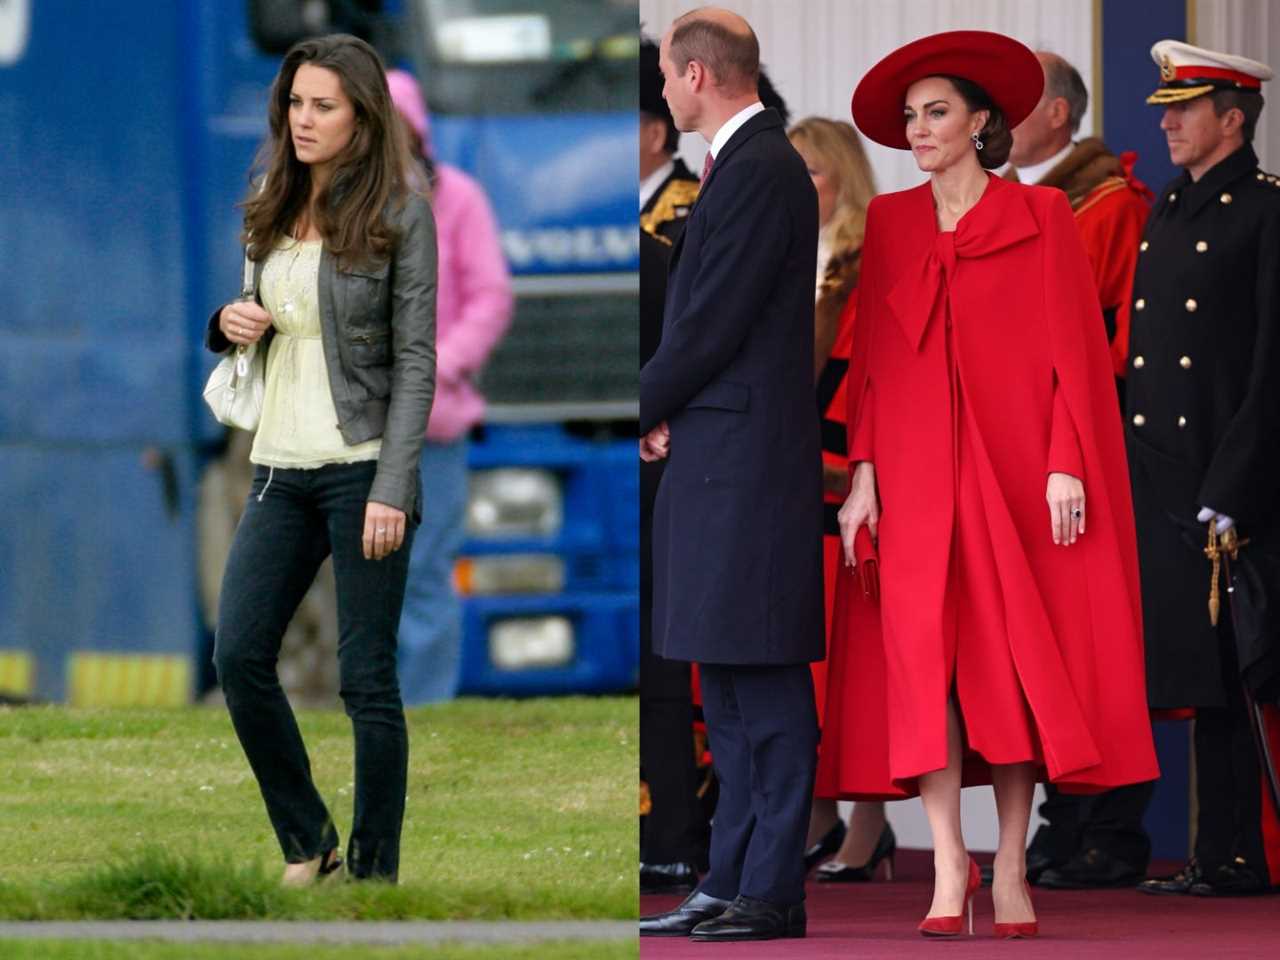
250, 239, 382, 468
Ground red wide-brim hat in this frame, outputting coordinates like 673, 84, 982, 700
852, 30, 1044, 150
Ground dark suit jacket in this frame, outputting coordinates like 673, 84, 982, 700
639, 107, 824, 665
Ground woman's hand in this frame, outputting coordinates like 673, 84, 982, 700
1046, 471, 1085, 545
363, 501, 407, 560
219, 301, 273, 345
838, 461, 880, 568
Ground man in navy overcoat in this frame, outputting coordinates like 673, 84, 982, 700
637, 6, 824, 943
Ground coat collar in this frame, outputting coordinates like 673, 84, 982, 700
1178, 142, 1258, 217
886, 175, 1042, 352
699, 108, 784, 195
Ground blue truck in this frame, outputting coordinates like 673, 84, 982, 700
0, 0, 638, 703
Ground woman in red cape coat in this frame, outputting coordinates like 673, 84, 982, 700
838, 31, 1159, 935
830, 177, 1161, 797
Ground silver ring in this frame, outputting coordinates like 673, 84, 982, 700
1071, 508, 1082, 519
376, 527, 387, 533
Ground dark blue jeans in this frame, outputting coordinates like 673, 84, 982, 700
214, 461, 415, 881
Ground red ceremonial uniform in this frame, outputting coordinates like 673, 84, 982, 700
814, 293, 855, 724
1070, 160, 1151, 376
821, 174, 1158, 798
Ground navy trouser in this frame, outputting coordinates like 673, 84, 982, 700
698, 663, 818, 904
214, 461, 415, 881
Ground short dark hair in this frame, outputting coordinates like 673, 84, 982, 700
938, 74, 1013, 169
1210, 89, 1264, 143
669, 15, 759, 95
758, 66, 789, 126
642, 111, 680, 154
1041, 55, 1088, 135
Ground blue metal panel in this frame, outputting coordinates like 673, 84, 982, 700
0, 1, 190, 444
1144, 720, 1192, 861
1101, 0, 1191, 864
0, 447, 197, 701
1101, 0, 1185, 194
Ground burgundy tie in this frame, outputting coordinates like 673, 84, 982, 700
701, 151, 714, 181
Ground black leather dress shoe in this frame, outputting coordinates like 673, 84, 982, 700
1189, 861, 1271, 897
640, 861, 698, 895
1036, 848, 1144, 889
803, 818, 847, 871
689, 895, 806, 942
639, 889, 732, 937
1138, 858, 1202, 895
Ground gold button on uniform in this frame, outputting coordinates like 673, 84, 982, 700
1178, 416, 1187, 428
1185, 298, 1198, 312
1133, 414, 1146, 427
1133, 356, 1145, 368
1140, 240, 1149, 252
1180, 355, 1192, 369
1220, 192, 1232, 204
1258, 173, 1266, 181
1196, 241, 1208, 252
1135, 298, 1146, 311
1169, 193, 1178, 202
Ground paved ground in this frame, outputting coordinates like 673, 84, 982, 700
0, 921, 634, 945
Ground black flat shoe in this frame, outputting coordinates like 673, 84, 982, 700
690, 895, 806, 942
1138, 858, 1201, 895
319, 848, 344, 880
1189, 861, 1271, 897
815, 823, 896, 882
803, 818, 847, 871
639, 889, 732, 937
1037, 848, 1144, 889
640, 861, 698, 895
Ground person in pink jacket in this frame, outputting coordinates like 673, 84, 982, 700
388, 69, 514, 703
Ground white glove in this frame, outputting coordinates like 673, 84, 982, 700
1197, 506, 1235, 534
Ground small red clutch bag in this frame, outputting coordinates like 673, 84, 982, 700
855, 526, 880, 602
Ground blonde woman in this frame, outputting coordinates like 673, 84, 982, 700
786, 117, 894, 883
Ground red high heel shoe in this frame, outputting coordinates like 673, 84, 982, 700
918, 856, 980, 937
993, 880, 1039, 939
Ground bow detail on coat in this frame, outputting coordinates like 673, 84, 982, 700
885, 182, 1042, 352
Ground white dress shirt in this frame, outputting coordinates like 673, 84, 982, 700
708, 101, 766, 160
1012, 140, 1076, 186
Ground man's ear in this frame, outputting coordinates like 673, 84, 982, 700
1220, 105, 1246, 138
686, 59, 707, 93
1048, 96, 1071, 131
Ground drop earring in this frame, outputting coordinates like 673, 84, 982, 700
971, 132, 984, 151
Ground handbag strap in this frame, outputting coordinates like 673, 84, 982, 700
235, 249, 256, 364
241, 249, 255, 300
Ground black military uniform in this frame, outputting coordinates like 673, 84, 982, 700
638, 37, 706, 895
1126, 40, 1280, 897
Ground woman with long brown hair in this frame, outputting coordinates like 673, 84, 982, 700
785, 117, 898, 886
207, 33, 436, 885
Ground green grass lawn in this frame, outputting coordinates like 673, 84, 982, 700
0, 698, 637, 921
0, 943, 637, 960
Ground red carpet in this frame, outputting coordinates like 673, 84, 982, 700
640, 851, 1280, 958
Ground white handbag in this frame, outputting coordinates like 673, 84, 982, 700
203, 252, 265, 431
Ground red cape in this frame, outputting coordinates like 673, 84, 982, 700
823, 176, 1158, 798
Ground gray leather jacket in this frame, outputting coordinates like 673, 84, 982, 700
206, 195, 438, 519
